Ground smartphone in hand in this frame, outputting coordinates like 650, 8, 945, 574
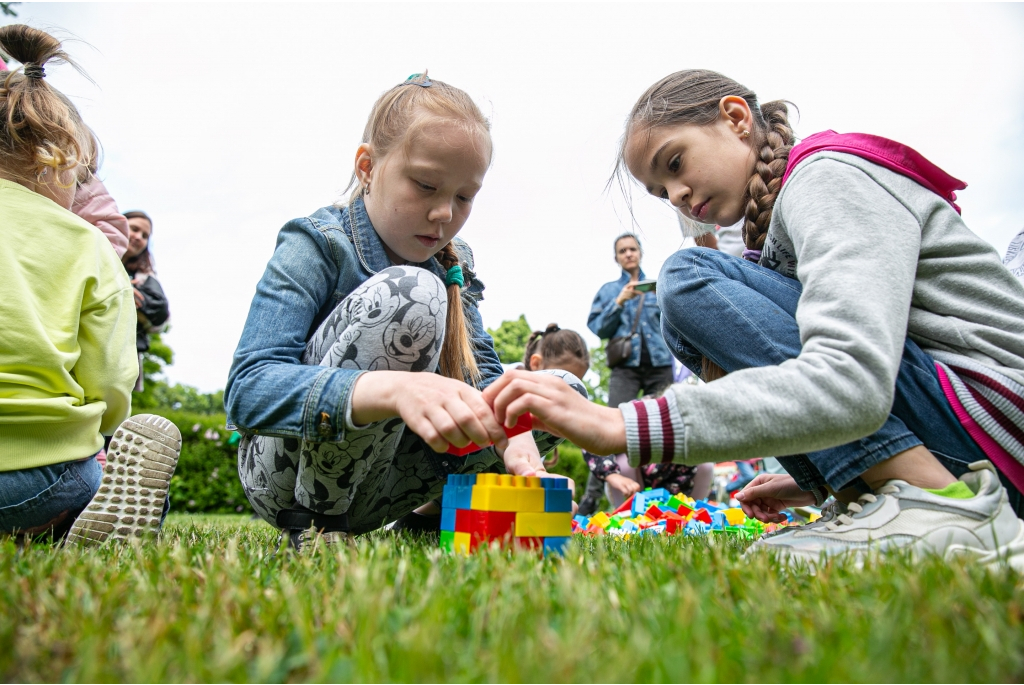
633, 279, 657, 293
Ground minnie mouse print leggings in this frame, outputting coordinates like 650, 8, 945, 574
238, 265, 587, 534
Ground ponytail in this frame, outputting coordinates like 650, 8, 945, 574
522, 323, 590, 371
0, 25, 90, 186
435, 241, 480, 384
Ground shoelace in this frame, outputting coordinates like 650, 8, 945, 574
824, 484, 900, 531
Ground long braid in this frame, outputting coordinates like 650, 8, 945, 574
436, 241, 480, 384
742, 101, 794, 251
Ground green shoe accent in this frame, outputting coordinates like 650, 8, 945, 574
925, 481, 974, 499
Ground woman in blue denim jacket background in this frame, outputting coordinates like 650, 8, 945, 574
225, 75, 584, 545
577, 234, 674, 514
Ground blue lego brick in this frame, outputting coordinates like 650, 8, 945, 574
684, 520, 709, 536
694, 499, 723, 513
440, 507, 457, 532
711, 511, 728, 530
446, 473, 475, 510
642, 487, 671, 503
543, 536, 571, 556
573, 514, 590, 529
545, 488, 573, 512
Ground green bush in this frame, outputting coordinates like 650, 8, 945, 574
155, 410, 250, 515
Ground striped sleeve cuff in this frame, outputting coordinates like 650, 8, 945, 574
619, 392, 686, 466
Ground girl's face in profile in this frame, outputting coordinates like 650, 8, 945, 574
360, 118, 491, 265
624, 98, 756, 228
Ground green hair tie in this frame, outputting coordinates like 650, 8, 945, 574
445, 265, 464, 288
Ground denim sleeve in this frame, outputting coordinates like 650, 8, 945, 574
456, 239, 504, 390
225, 218, 361, 441
588, 284, 624, 339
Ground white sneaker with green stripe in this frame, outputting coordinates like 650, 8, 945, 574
67, 414, 182, 546
747, 461, 1024, 571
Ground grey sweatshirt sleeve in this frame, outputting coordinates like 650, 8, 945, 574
620, 158, 923, 465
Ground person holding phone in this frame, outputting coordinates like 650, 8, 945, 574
579, 233, 674, 514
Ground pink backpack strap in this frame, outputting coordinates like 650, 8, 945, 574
782, 130, 967, 214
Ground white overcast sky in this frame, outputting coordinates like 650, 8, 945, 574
6, 3, 1024, 392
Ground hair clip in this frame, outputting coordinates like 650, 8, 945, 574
405, 73, 433, 88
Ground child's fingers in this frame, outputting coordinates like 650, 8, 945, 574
452, 393, 507, 450
425, 406, 474, 450
480, 370, 517, 404
405, 413, 450, 453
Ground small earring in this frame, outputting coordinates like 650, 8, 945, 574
741, 130, 750, 139
364, 182, 371, 196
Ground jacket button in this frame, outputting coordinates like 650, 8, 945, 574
318, 412, 332, 437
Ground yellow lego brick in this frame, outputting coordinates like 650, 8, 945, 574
514, 511, 572, 537
723, 508, 746, 526
590, 511, 611, 529
453, 531, 471, 555
470, 473, 545, 512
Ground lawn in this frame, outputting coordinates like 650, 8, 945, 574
2, 514, 1023, 683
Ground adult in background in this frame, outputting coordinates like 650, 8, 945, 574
122, 210, 170, 391
579, 233, 674, 514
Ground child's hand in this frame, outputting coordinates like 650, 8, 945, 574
734, 473, 816, 523
483, 370, 627, 456
605, 473, 641, 498
351, 371, 508, 454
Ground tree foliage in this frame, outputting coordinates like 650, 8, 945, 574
486, 315, 533, 365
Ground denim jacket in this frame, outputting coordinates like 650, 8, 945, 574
225, 197, 504, 441
587, 269, 673, 368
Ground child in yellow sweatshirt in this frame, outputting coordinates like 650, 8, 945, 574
0, 25, 181, 545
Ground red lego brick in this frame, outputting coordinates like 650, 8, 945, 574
677, 503, 694, 517
645, 504, 665, 520
455, 508, 474, 533
469, 510, 516, 540
695, 508, 712, 524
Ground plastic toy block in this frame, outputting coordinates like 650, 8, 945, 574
469, 510, 516, 539
455, 508, 475, 533
676, 503, 695, 518
453, 531, 472, 555
446, 413, 533, 456
441, 473, 476, 510
440, 507, 456, 532
589, 511, 611, 529
440, 530, 455, 553
621, 520, 639, 533
723, 508, 746, 526
470, 473, 545, 512
665, 516, 684, 534
545, 488, 573, 512
711, 511, 727, 530
666, 495, 684, 510
514, 511, 572, 537
573, 514, 591, 529
694, 500, 723, 513
543, 536, 571, 556
684, 520, 709, 536
645, 504, 664, 520
634, 514, 653, 526
694, 508, 712, 524
644, 488, 672, 502
607, 517, 623, 530
612, 495, 635, 515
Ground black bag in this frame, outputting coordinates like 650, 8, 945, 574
606, 294, 644, 369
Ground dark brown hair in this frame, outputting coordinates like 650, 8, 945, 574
618, 69, 795, 252
123, 210, 155, 275
346, 74, 492, 383
0, 25, 91, 188
523, 324, 590, 371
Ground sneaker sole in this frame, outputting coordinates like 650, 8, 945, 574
67, 415, 182, 547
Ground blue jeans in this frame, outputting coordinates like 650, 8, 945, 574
659, 248, 1023, 513
0, 457, 102, 537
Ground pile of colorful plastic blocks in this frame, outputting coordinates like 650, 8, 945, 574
571, 488, 791, 539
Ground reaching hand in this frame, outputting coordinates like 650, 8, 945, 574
482, 370, 626, 456
734, 473, 817, 523
605, 473, 641, 499
351, 371, 509, 454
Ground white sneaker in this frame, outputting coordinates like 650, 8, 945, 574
747, 461, 1024, 572
755, 499, 847, 542
67, 415, 181, 546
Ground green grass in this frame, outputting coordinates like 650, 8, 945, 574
2, 515, 1023, 683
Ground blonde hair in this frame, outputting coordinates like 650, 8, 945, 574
618, 69, 795, 252
0, 25, 91, 188
347, 74, 492, 383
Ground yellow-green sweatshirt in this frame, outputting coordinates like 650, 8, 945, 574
0, 178, 137, 471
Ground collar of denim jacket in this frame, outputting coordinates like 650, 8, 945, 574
345, 196, 448, 280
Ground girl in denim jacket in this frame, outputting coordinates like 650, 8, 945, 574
486, 69, 1024, 569
226, 75, 584, 546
